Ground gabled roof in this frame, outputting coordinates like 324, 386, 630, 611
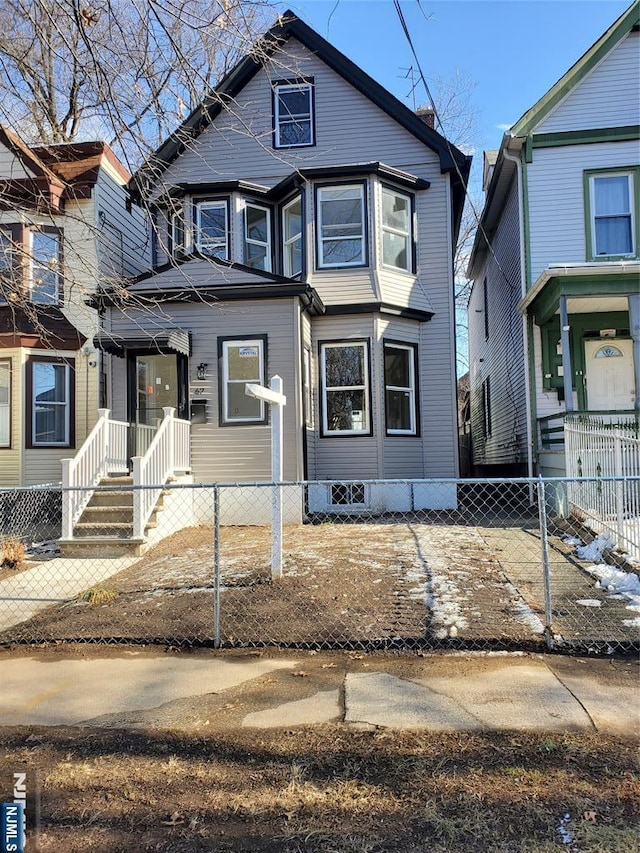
510, 0, 639, 137
131, 9, 470, 199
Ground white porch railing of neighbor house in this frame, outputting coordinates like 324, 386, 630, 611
61, 408, 129, 539
565, 413, 640, 560
132, 407, 191, 539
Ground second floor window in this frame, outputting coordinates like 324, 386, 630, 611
381, 187, 412, 272
244, 203, 272, 271
196, 200, 228, 259
588, 171, 636, 258
273, 81, 314, 148
317, 184, 366, 269
31, 229, 61, 304
282, 195, 302, 277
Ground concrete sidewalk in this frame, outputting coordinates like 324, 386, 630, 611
0, 648, 637, 736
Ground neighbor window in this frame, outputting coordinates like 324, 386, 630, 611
273, 80, 314, 148
317, 184, 366, 268
0, 229, 14, 304
220, 337, 266, 425
586, 170, 637, 259
282, 195, 303, 277
196, 200, 228, 258
31, 229, 61, 304
0, 360, 10, 447
244, 203, 272, 271
381, 187, 412, 271
320, 340, 370, 436
384, 342, 417, 435
28, 358, 74, 447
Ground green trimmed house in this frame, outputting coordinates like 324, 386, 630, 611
467, 1, 640, 478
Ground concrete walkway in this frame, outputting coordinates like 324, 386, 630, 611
0, 649, 637, 736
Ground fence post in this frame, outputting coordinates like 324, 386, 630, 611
213, 485, 221, 649
536, 477, 555, 651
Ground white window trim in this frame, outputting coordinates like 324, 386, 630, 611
170, 207, 185, 256
32, 361, 71, 446
317, 184, 366, 269
381, 186, 412, 273
282, 195, 303, 277
221, 338, 265, 424
320, 340, 370, 436
196, 200, 229, 258
274, 82, 314, 149
0, 359, 10, 448
244, 203, 272, 271
384, 342, 417, 435
30, 229, 60, 305
589, 171, 636, 259
302, 347, 312, 428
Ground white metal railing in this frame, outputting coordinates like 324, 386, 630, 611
132, 407, 191, 539
61, 408, 129, 539
565, 413, 640, 559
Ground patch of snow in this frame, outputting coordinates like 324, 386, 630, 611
582, 563, 640, 626
576, 599, 602, 608
556, 813, 574, 845
575, 534, 615, 562
562, 536, 583, 547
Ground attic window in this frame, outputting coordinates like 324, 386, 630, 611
273, 80, 314, 148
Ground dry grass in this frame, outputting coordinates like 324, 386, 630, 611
1, 727, 637, 852
0, 537, 25, 570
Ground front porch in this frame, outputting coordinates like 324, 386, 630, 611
59, 407, 192, 556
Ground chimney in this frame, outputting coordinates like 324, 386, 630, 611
415, 106, 435, 129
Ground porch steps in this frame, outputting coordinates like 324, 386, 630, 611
59, 476, 165, 558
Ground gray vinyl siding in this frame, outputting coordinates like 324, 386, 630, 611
94, 170, 150, 280
468, 175, 527, 469
108, 298, 303, 482
0, 143, 32, 179
536, 31, 640, 133
527, 140, 638, 284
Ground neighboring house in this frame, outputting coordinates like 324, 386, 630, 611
93, 10, 470, 515
0, 128, 149, 486
467, 1, 640, 478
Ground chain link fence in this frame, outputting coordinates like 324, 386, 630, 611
0, 477, 638, 654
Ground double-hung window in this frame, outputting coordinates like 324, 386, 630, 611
282, 195, 303, 277
28, 357, 74, 447
320, 340, 370, 436
586, 170, 637, 259
196, 200, 228, 259
170, 206, 185, 257
244, 203, 272, 271
384, 342, 417, 435
219, 337, 267, 425
31, 229, 61, 304
0, 359, 10, 447
317, 184, 366, 268
381, 187, 412, 272
273, 80, 314, 148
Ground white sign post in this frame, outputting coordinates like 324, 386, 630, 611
245, 375, 286, 579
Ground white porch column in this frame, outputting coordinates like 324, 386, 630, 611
629, 294, 640, 415
559, 295, 574, 412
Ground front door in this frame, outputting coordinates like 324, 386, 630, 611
127, 352, 188, 458
585, 339, 635, 410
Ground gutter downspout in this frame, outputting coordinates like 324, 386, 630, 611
502, 146, 534, 480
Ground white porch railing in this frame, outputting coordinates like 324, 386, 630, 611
132, 407, 191, 539
565, 413, 640, 560
61, 408, 129, 539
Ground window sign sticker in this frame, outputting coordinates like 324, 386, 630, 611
239, 347, 258, 358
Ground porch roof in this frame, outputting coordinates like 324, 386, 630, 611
94, 328, 191, 357
517, 262, 640, 324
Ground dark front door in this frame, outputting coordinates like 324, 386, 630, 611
127, 352, 188, 459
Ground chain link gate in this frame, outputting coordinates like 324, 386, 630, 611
1, 478, 638, 653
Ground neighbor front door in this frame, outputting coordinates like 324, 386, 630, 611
584, 339, 635, 410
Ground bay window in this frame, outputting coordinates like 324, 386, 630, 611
317, 184, 366, 268
382, 187, 412, 271
219, 337, 267, 425
0, 360, 10, 447
320, 340, 370, 436
384, 342, 417, 435
244, 203, 272, 271
282, 195, 303, 277
196, 200, 229, 258
28, 357, 74, 447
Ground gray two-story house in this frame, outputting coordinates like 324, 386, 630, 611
95, 10, 470, 516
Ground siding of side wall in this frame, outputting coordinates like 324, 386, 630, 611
109, 298, 304, 482
527, 140, 638, 283
468, 175, 527, 470
95, 170, 151, 281
536, 32, 640, 133
0, 350, 22, 486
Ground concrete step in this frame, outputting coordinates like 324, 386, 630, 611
79, 506, 134, 524
88, 491, 134, 508
58, 537, 148, 558
73, 519, 158, 539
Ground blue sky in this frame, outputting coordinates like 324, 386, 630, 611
276, 0, 631, 170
